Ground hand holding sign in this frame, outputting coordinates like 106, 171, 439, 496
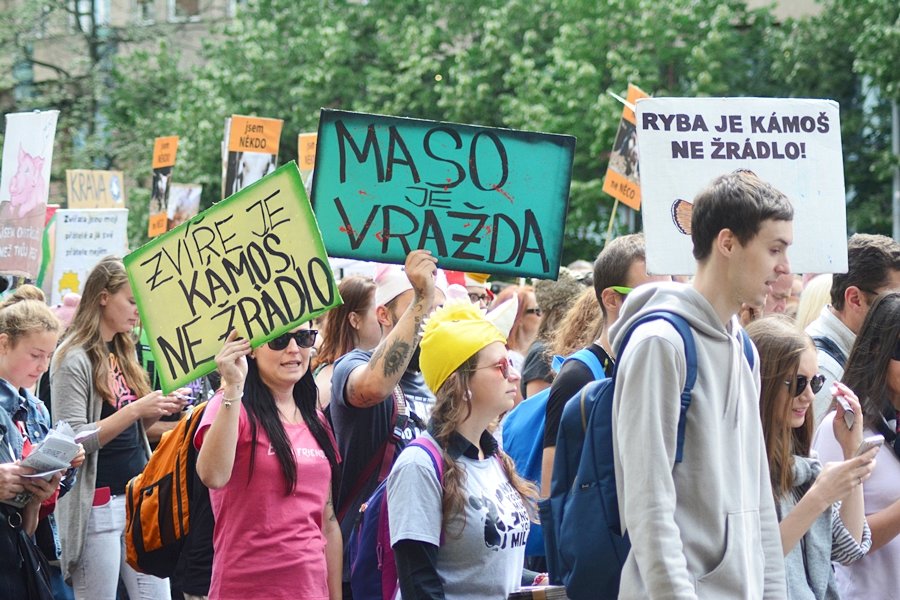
215, 330, 251, 389
406, 249, 438, 302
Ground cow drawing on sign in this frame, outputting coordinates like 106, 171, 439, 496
8, 145, 47, 217
234, 152, 277, 192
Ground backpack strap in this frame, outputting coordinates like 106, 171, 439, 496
550, 347, 609, 379
614, 311, 697, 463
337, 386, 404, 522
407, 437, 444, 483
737, 327, 755, 370
811, 335, 847, 369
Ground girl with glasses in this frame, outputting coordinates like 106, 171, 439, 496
813, 292, 900, 599
195, 323, 341, 600
387, 300, 537, 599
747, 315, 875, 599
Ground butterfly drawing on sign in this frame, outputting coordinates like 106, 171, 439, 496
671, 199, 693, 235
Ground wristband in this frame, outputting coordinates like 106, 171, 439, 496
222, 396, 241, 408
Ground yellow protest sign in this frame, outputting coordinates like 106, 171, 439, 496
602, 84, 648, 210
125, 161, 341, 393
66, 170, 127, 208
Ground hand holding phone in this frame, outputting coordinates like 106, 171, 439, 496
855, 434, 884, 457
832, 384, 855, 430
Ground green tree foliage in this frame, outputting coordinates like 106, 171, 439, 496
10, 0, 895, 257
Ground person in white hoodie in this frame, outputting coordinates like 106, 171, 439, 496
611, 170, 790, 599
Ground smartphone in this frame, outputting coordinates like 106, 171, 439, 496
834, 393, 855, 430
855, 434, 885, 457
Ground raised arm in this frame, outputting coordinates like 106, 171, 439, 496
196, 331, 250, 489
345, 250, 436, 408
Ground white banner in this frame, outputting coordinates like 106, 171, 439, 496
50, 209, 129, 305
636, 97, 846, 275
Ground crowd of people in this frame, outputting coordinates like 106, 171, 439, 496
1, 168, 899, 600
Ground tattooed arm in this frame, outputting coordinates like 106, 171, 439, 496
346, 250, 437, 409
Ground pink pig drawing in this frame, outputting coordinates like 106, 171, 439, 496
8, 145, 47, 217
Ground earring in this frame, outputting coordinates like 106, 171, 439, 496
465, 389, 472, 402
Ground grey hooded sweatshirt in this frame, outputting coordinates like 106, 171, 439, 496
610, 282, 786, 599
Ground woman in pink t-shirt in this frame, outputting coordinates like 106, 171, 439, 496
195, 323, 341, 600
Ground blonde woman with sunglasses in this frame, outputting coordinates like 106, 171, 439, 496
196, 324, 341, 600
747, 315, 875, 599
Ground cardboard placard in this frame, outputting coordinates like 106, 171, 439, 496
602, 84, 649, 210
125, 161, 341, 393
66, 169, 127, 209
223, 115, 283, 199
149, 136, 179, 238
0, 110, 59, 277
311, 109, 576, 280
636, 97, 847, 275
49, 209, 129, 305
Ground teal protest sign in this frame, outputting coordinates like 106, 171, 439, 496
311, 110, 575, 279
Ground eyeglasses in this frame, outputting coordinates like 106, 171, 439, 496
784, 373, 825, 397
469, 356, 511, 380
524, 307, 542, 316
893, 339, 900, 362
468, 292, 489, 304
609, 286, 633, 296
267, 329, 318, 351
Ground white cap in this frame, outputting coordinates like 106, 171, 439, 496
373, 263, 448, 307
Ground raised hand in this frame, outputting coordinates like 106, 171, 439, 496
216, 329, 251, 387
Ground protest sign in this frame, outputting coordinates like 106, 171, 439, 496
66, 169, 127, 208
35, 204, 59, 297
50, 209, 128, 305
603, 84, 649, 211
125, 161, 341, 393
222, 115, 283, 199
0, 110, 59, 278
636, 97, 847, 275
148, 136, 179, 238
311, 109, 576, 280
298, 132, 317, 185
166, 183, 202, 230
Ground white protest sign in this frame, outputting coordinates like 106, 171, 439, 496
50, 208, 129, 305
636, 98, 846, 275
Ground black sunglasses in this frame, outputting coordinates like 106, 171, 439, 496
785, 373, 825, 397
893, 339, 900, 362
524, 307, 542, 316
468, 292, 489, 304
267, 329, 318, 351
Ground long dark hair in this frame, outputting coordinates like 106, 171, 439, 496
242, 357, 340, 495
843, 292, 900, 432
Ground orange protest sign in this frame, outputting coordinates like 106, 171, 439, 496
151, 136, 179, 169
602, 84, 649, 211
227, 115, 283, 154
298, 132, 318, 171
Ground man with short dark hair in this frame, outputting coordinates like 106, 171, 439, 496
540, 233, 668, 496
806, 233, 900, 423
611, 170, 788, 598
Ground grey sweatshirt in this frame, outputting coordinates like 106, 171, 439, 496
610, 282, 786, 599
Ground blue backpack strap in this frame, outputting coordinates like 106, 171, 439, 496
550, 348, 607, 379
567, 348, 607, 380
614, 311, 697, 463
737, 327, 755, 370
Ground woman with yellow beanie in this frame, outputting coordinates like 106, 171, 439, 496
386, 300, 538, 599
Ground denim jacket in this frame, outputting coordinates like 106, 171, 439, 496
0, 378, 74, 494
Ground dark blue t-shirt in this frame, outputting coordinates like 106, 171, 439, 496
330, 349, 434, 519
